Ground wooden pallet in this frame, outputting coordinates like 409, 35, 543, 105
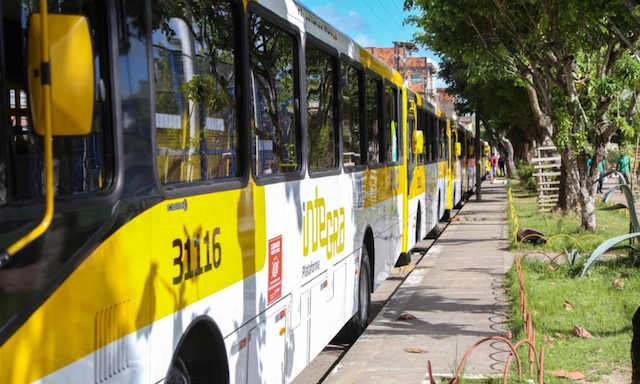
533, 142, 560, 211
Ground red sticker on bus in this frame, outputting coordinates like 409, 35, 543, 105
268, 236, 283, 305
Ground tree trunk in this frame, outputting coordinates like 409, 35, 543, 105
632, 306, 640, 384
521, 142, 532, 164
577, 153, 597, 231
557, 148, 579, 212
502, 138, 516, 178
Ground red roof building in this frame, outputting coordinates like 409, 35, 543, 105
366, 46, 437, 105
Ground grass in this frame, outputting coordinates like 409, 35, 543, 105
502, 257, 640, 383
509, 181, 632, 254
491, 180, 640, 384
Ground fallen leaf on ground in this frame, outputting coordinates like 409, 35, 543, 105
542, 335, 555, 345
398, 313, 417, 321
555, 332, 568, 339
573, 326, 594, 339
549, 282, 558, 286
504, 331, 513, 339
450, 217, 460, 221
546, 264, 557, 272
404, 347, 427, 354
614, 279, 625, 289
491, 236, 500, 239
547, 370, 585, 380
563, 300, 574, 311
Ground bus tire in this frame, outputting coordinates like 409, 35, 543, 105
335, 247, 372, 344
426, 219, 441, 239
168, 319, 229, 384
427, 202, 441, 239
416, 204, 422, 242
167, 357, 191, 384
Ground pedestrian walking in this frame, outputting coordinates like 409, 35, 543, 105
617, 152, 630, 190
490, 154, 498, 183
597, 158, 606, 194
498, 156, 505, 177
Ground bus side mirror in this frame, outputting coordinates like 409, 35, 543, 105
455, 142, 461, 157
28, 14, 95, 136
412, 130, 424, 155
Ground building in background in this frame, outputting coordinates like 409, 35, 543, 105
366, 45, 437, 105
437, 88, 456, 119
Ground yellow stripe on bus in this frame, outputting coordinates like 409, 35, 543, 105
1, 182, 267, 384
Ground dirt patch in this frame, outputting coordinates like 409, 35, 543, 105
591, 368, 630, 384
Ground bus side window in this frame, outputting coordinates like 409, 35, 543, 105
418, 110, 426, 164
341, 62, 364, 168
306, 41, 338, 172
384, 85, 399, 164
152, 0, 241, 185
0, 0, 112, 204
249, 13, 299, 176
365, 75, 382, 165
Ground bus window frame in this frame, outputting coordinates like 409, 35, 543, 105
246, 2, 305, 187
338, 54, 366, 174
150, 0, 253, 197
383, 80, 402, 167
304, 34, 341, 179
0, 0, 123, 218
406, 92, 419, 166
364, 69, 384, 170
415, 104, 425, 166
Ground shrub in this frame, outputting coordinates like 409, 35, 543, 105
516, 161, 536, 190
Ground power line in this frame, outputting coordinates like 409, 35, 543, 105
360, 0, 412, 41
391, 0, 405, 17
375, 0, 409, 33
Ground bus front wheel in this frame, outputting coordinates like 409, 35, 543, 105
167, 357, 190, 384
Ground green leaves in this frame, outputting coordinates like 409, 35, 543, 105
581, 232, 640, 277
583, 183, 640, 276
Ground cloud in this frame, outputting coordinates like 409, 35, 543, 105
352, 33, 379, 47
311, 4, 369, 35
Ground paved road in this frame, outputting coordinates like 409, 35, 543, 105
323, 182, 512, 384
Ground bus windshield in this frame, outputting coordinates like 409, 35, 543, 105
0, 0, 112, 209
0, 0, 111, 329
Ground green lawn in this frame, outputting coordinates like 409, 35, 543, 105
498, 182, 640, 384
503, 258, 640, 383
509, 184, 631, 254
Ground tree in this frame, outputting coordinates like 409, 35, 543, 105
407, 0, 640, 231
438, 58, 540, 177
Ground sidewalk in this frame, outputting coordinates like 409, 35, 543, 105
324, 181, 514, 384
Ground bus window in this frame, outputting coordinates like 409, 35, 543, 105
384, 85, 399, 164
366, 75, 381, 165
440, 119, 447, 161
407, 109, 415, 168
306, 42, 338, 171
0, 0, 112, 204
418, 110, 425, 164
249, 13, 299, 176
153, 1, 241, 185
430, 115, 439, 162
341, 62, 363, 167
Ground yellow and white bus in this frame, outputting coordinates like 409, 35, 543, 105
0, 1, 477, 383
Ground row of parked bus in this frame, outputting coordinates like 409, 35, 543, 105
0, 0, 488, 383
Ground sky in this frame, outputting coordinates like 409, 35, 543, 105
300, 0, 447, 88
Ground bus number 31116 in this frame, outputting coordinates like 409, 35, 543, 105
172, 228, 222, 285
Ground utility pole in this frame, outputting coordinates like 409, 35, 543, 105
392, 41, 418, 84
